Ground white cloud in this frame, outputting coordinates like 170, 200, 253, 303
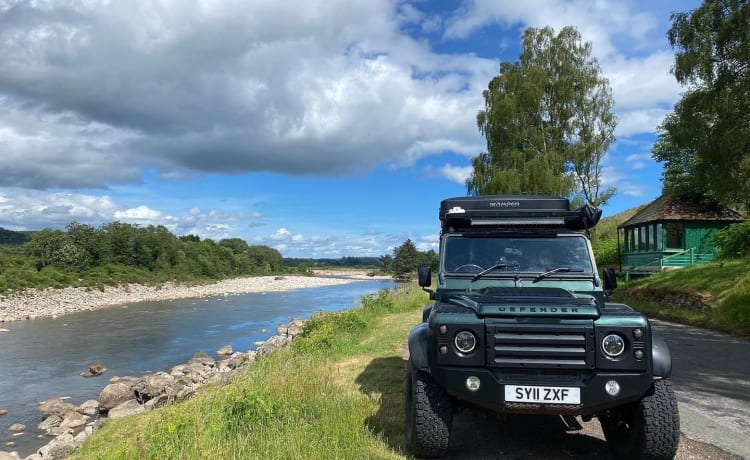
437, 164, 474, 185
113, 206, 162, 220
625, 153, 654, 170
0, 0, 490, 189
616, 108, 671, 138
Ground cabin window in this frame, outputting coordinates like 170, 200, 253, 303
665, 223, 684, 249
656, 223, 663, 250
640, 226, 647, 251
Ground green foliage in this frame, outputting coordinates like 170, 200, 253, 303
656, 0, 750, 208
391, 239, 421, 276
712, 221, 750, 259
716, 288, 750, 336
0, 227, 31, 245
468, 26, 617, 206
1, 222, 287, 294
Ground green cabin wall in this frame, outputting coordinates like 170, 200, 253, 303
620, 220, 735, 268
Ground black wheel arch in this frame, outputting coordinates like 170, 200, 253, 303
408, 322, 430, 372
651, 334, 672, 379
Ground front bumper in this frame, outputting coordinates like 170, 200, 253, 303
430, 366, 653, 415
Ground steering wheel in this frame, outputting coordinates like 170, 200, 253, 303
453, 264, 484, 273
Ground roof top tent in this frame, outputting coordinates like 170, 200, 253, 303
617, 194, 744, 277
439, 195, 602, 232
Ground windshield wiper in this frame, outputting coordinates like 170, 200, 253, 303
532, 267, 584, 283
471, 263, 507, 282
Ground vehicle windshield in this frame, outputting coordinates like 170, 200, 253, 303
442, 235, 594, 275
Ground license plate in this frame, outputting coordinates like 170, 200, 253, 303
505, 385, 580, 404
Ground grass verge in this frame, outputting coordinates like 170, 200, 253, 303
614, 256, 750, 337
69, 283, 428, 460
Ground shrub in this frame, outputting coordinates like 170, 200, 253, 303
713, 221, 750, 259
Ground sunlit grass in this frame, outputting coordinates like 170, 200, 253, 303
615, 257, 750, 337
70, 284, 427, 460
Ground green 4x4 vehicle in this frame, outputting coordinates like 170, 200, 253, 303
405, 195, 679, 459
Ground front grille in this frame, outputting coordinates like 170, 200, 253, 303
487, 323, 594, 370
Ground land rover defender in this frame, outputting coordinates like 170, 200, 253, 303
405, 195, 679, 459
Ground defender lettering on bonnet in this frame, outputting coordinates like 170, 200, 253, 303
406, 195, 679, 460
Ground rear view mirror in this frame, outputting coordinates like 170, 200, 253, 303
603, 268, 617, 291
417, 265, 431, 287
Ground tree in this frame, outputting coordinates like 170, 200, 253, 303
392, 239, 421, 276
655, 0, 750, 208
467, 26, 617, 206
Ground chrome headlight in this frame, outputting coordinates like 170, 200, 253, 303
601, 334, 626, 357
454, 331, 477, 354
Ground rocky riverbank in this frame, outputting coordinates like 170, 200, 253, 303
0, 318, 307, 460
0, 272, 388, 323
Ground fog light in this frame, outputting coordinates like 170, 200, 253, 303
605, 380, 621, 396
466, 376, 480, 392
439, 345, 448, 355
634, 349, 645, 360
633, 328, 644, 339
439, 325, 448, 335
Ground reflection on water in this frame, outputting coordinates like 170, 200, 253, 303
0, 280, 394, 457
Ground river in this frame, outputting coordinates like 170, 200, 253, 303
0, 279, 395, 457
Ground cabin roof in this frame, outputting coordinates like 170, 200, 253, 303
619, 194, 744, 228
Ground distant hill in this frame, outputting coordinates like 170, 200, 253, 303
0, 227, 32, 245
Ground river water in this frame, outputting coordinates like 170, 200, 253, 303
0, 279, 395, 457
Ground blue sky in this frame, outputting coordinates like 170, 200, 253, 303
0, 0, 700, 258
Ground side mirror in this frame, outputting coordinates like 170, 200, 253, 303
417, 265, 432, 287
603, 268, 617, 291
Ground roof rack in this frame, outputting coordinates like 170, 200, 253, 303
439, 195, 602, 231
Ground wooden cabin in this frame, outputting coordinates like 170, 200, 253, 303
617, 195, 743, 277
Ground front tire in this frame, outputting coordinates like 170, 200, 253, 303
600, 379, 680, 460
405, 361, 452, 457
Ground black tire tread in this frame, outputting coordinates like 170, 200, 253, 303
602, 379, 680, 460
405, 363, 452, 458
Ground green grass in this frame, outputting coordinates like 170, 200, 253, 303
69, 284, 429, 460
614, 256, 750, 337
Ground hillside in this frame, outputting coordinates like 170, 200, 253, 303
613, 256, 750, 337
0, 227, 31, 245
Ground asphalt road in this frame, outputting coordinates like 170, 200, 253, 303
432, 319, 750, 459
650, 319, 750, 459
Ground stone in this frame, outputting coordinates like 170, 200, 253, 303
216, 345, 233, 356
108, 375, 139, 385
0, 409, 7, 416
257, 334, 292, 356
0, 452, 20, 460
188, 351, 214, 366
144, 394, 169, 410
107, 399, 145, 420
47, 426, 73, 437
37, 415, 62, 432
37, 433, 74, 460
98, 383, 134, 411
76, 400, 99, 417
81, 363, 106, 378
133, 372, 174, 401
38, 398, 77, 418
8, 424, 24, 433
59, 411, 87, 430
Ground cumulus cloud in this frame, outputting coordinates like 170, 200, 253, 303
0, 0, 489, 190
437, 164, 474, 185
0, 191, 264, 242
